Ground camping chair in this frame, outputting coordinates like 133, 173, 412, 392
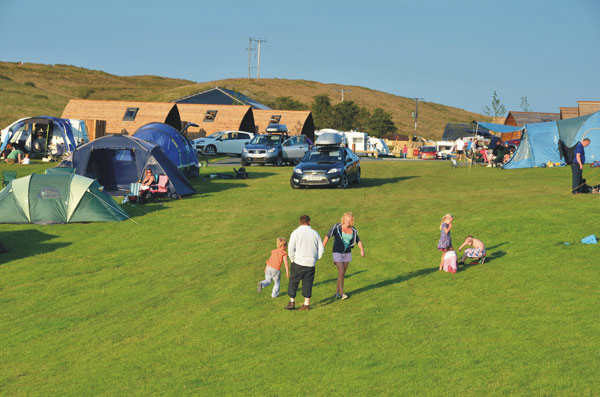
127, 182, 143, 203
149, 175, 169, 199
2, 170, 17, 187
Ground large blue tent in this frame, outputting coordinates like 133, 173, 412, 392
503, 111, 600, 169
133, 122, 199, 177
71, 135, 195, 197
0, 116, 77, 154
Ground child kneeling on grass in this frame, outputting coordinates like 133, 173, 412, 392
257, 238, 289, 298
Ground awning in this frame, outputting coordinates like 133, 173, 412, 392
477, 122, 525, 134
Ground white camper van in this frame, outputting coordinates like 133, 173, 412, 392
368, 137, 390, 156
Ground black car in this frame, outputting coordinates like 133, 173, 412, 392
290, 146, 361, 188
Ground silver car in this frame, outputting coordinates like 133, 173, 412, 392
282, 135, 311, 164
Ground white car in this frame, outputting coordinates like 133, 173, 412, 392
192, 131, 255, 156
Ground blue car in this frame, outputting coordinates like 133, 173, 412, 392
290, 146, 361, 189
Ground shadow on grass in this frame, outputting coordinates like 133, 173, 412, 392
356, 176, 418, 188
486, 242, 508, 250
0, 230, 70, 267
194, 181, 249, 196
123, 202, 168, 218
459, 250, 506, 271
313, 270, 367, 287
280, 270, 368, 297
317, 267, 437, 305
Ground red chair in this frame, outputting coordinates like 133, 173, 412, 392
149, 175, 169, 197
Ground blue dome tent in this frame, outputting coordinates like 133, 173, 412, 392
0, 116, 77, 156
133, 122, 199, 177
71, 135, 195, 197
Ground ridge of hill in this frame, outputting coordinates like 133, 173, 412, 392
0, 61, 488, 138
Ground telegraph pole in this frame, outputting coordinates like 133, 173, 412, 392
413, 97, 424, 135
337, 88, 351, 102
255, 38, 267, 79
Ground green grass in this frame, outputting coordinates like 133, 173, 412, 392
1, 161, 599, 396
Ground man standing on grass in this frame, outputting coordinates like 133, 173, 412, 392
454, 137, 465, 162
286, 215, 324, 311
572, 138, 591, 194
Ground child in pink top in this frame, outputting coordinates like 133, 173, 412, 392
257, 238, 289, 298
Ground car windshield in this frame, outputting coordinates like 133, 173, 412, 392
304, 149, 343, 163
421, 146, 436, 152
250, 135, 282, 145
207, 132, 225, 139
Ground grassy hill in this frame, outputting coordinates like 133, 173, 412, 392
1, 161, 598, 395
0, 61, 487, 139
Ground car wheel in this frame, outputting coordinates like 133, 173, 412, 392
338, 173, 349, 189
241, 161, 250, 167
204, 145, 217, 156
354, 168, 361, 184
290, 176, 300, 189
275, 156, 283, 167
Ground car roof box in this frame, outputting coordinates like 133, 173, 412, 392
265, 123, 288, 133
315, 132, 343, 146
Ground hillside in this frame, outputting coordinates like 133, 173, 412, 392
0, 61, 488, 138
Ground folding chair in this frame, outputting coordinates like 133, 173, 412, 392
149, 175, 169, 199
2, 170, 17, 188
127, 182, 143, 203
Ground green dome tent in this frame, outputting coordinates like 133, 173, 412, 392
0, 173, 128, 224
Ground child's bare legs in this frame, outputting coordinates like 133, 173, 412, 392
439, 252, 445, 270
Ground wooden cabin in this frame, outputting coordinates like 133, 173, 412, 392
504, 111, 560, 141
577, 100, 600, 117
177, 104, 255, 137
560, 107, 579, 120
253, 110, 315, 141
61, 99, 181, 135
559, 101, 600, 119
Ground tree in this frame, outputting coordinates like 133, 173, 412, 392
483, 90, 507, 117
520, 96, 532, 112
332, 101, 360, 131
355, 107, 371, 131
266, 96, 308, 110
368, 108, 397, 137
311, 95, 334, 129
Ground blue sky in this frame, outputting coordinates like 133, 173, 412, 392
1, 0, 599, 114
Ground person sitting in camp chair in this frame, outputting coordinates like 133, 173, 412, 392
139, 169, 155, 200
458, 235, 486, 265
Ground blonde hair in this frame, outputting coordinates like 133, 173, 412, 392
276, 237, 286, 248
341, 212, 354, 226
440, 213, 453, 230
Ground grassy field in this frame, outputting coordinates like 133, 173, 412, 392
0, 61, 487, 139
1, 160, 599, 396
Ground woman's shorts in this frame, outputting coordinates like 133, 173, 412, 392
464, 248, 485, 258
333, 252, 352, 263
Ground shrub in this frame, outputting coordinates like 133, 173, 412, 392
0, 74, 12, 81
24, 81, 36, 87
34, 94, 49, 100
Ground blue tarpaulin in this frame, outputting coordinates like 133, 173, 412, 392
503, 122, 561, 169
504, 111, 600, 169
477, 122, 525, 134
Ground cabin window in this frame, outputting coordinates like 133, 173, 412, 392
270, 115, 281, 123
204, 110, 218, 122
123, 107, 139, 121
